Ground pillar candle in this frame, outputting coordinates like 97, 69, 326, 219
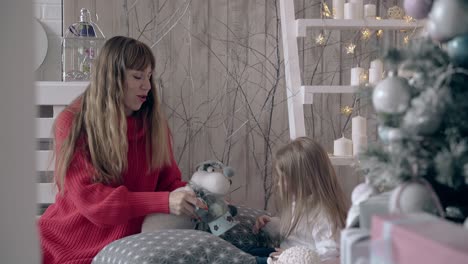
334, 136, 353, 156
353, 135, 368, 155
364, 4, 376, 18
350, 0, 364, 18
369, 68, 382, 84
370, 59, 384, 74
333, 0, 345, 19
344, 2, 358, 19
352, 115, 367, 137
351, 67, 364, 86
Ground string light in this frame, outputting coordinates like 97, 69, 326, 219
361, 28, 371, 41
404, 15, 415, 23
360, 72, 368, 84
316, 33, 326, 45
322, 3, 332, 18
403, 35, 410, 45
375, 16, 382, 20
341, 106, 353, 115
345, 43, 356, 54
376, 29, 383, 38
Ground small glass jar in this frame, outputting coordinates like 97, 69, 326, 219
62, 8, 105, 81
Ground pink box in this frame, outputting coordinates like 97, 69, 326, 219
370, 213, 468, 264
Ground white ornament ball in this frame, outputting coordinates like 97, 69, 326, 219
389, 181, 439, 215
372, 75, 411, 114
427, 0, 468, 42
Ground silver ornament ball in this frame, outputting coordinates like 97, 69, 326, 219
372, 74, 411, 114
427, 0, 468, 42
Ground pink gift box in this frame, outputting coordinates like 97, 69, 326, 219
370, 213, 468, 264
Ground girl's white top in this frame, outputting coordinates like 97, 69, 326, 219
264, 211, 339, 262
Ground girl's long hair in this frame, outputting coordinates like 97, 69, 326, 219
274, 137, 349, 240
55, 36, 171, 190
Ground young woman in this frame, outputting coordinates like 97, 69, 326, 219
252, 137, 349, 263
38, 36, 205, 264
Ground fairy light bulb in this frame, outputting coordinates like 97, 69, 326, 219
316, 33, 326, 45
361, 28, 371, 41
341, 106, 353, 115
345, 43, 357, 54
376, 29, 383, 38
322, 3, 332, 18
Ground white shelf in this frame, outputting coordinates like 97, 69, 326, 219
329, 155, 356, 166
301, 85, 359, 104
296, 19, 425, 37
35, 81, 88, 105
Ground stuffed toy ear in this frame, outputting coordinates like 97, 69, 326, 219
223, 166, 234, 178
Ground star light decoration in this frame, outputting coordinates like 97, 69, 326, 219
316, 33, 326, 45
345, 43, 356, 54
403, 35, 410, 45
376, 29, 383, 38
404, 15, 415, 23
360, 71, 368, 84
361, 28, 371, 41
341, 106, 353, 115
322, 3, 332, 18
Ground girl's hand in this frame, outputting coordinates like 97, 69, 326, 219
252, 215, 271, 234
269, 248, 284, 258
169, 190, 207, 218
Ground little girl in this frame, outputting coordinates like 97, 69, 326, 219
251, 137, 349, 264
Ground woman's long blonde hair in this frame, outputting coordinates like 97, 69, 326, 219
274, 137, 349, 239
55, 36, 171, 191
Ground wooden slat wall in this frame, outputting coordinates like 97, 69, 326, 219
58, 0, 408, 209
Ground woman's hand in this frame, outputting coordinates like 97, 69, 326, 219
169, 190, 207, 218
252, 214, 271, 234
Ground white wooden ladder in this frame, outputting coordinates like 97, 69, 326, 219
278, 0, 423, 140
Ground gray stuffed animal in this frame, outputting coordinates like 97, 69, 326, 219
188, 160, 238, 235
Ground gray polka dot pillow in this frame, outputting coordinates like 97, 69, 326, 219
220, 205, 278, 251
93, 229, 256, 264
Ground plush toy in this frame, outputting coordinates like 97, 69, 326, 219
345, 178, 378, 228
188, 160, 238, 236
141, 160, 238, 236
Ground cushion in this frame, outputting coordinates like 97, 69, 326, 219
221, 205, 278, 250
92, 229, 256, 264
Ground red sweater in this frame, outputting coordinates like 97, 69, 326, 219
38, 107, 186, 264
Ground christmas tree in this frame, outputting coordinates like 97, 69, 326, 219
359, 0, 468, 222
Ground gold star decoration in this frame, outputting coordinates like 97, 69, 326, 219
403, 35, 410, 45
404, 15, 415, 23
316, 33, 326, 45
360, 72, 368, 84
376, 29, 383, 38
345, 43, 356, 54
341, 106, 353, 115
322, 3, 332, 18
361, 28, 371, 41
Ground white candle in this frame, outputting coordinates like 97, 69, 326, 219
334, 136, 353, 156
364, 4, 376, 18
352, 115, 367, 137
350, 67, 364, 86
333, 0, 345, 19
370, 59, 384, 74
369, 68, 382, 84
344, 2, 358, 19
350, 0, 364, 19
353, 135, 368, 155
